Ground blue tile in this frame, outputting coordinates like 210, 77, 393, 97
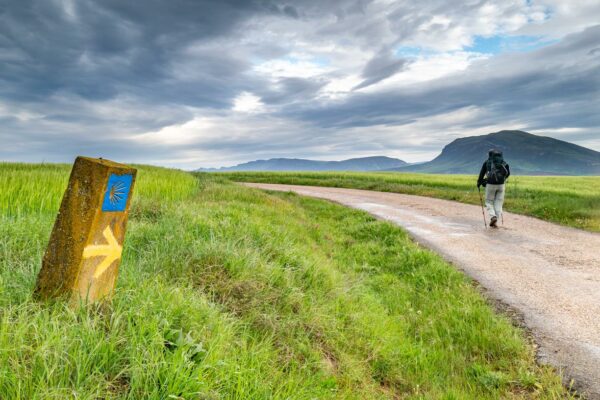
102, 173, 133, 212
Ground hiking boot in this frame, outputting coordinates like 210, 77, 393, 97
490, 216, 498, 227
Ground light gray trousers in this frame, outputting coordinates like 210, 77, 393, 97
485, 184, 505, 219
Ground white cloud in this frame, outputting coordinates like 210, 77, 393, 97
254, 57, 330, 79
319, 75, 363, 99
519, 0, 600, 37
232, 92, 265, 113
361, 51, 491, 92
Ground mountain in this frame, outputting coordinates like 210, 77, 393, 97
392, 130, 600, 175
198, 156, 408, 172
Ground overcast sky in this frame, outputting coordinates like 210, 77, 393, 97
1, 0, 599, 169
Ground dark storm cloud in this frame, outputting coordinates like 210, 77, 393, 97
1, 0, 599, 167
259, 77, 327, 105
0, 0, 266, 105
354, 50, 410, 90
289, 25, 600, 133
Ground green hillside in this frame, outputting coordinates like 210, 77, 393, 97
395, 130, 600, 175
0, 164, 572, 398
226, 171, 600, 232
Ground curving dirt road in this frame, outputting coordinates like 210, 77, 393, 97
244, 183, 600, 399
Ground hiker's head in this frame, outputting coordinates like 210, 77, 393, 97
488, 149, 502, 157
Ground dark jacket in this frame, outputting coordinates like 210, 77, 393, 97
478, 159, 510, 186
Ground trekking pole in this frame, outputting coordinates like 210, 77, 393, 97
477, 186, 487, 229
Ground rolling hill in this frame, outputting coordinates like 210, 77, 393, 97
198, 156, 407, 172
394, 130, 600, 175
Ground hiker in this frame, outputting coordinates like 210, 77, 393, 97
477, 149, 510, 227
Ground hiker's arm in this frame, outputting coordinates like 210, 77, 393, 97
477, 162, 486, 186
505, 164, 510, 179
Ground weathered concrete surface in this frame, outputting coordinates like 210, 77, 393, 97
35, 157, 136, 303
244, 183, 600, 399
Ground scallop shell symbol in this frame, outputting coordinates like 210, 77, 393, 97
108, 181, 127, 205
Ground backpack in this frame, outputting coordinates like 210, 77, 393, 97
486, 153, 508, 184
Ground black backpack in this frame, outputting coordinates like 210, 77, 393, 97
486, 152, 509, 184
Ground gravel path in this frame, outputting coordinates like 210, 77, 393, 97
244, 183, 600, 399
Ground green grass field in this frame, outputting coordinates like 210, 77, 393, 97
221, 171, 600, 232
0, 164, 574, 398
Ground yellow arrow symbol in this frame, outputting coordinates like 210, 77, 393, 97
83, 226, 122, 279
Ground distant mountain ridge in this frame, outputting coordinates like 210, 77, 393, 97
198, 131, 600, 175
391, 130, 600, 175
198, 156, 408, 172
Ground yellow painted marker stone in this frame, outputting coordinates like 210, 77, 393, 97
35, 156, 137, 303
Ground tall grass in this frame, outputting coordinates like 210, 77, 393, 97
0, 163, 69, 216
0, 164, 574, 398
222, 171, 600, 231
0, 163, 198, 217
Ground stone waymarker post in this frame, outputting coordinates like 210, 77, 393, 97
35, 156, 137, 303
